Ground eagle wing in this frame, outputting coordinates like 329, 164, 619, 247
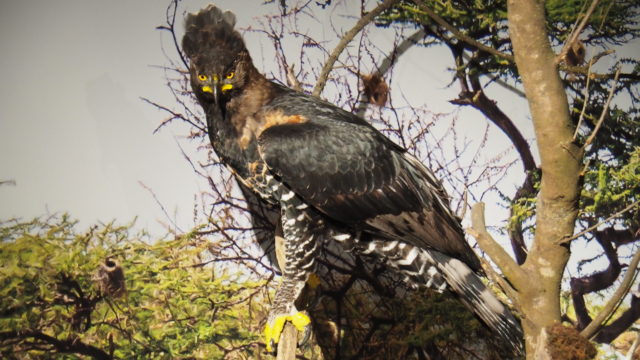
256, 95, 481, 270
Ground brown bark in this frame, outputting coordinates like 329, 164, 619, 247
506, 0, 583, 356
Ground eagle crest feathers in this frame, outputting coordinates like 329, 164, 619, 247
182, 5, 245, 67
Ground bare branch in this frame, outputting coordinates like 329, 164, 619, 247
285, 64, 303, 92
582, 66, 621, 150
559, 198, 640, 244
355, 28, 426, 117
593, 289, 640, 343
467, 202, 526, 290
0, 179, 16, 186
581, 248, 640, 339
450, 77, 537, 174
312, 0, 398, 97
157, 0, 189, 69
276, 324, 298, 360
556, 0, 601, 65
573, 62, 593, 141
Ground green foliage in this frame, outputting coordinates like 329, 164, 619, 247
402, 292, 480, 347
545, 0, 640, 44
581, 147, 640, 228
0, 215, 267, 359
378, 0, 640, 240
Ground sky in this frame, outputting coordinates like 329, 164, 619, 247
2, 0, 506, 235
0, 0, 637, 276
0, 0, 268, 234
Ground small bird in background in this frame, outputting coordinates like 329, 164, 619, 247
181, 4, 523, 355
361, 72, 389, 107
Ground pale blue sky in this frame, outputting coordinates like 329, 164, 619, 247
1, 0, 636, 279
0, 0, 269, 233
3, 0, 509, 235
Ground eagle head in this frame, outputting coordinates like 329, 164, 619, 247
182, 5, 251, 104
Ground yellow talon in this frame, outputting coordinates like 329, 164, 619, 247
289, 312, 311, 331
264, 312, 311, 352
264, 315, 287, 352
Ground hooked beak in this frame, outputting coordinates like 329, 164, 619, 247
202, 78, 220, 105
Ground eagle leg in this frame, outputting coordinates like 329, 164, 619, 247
264, 191, 319, 352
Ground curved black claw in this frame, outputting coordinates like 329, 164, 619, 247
298, 324, 312, 348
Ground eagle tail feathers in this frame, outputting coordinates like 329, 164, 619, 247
358, 239, 523, 355
432, 252, 524, 357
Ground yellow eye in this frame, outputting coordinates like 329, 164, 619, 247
226, 71, 234, 79
198, 74, 207, 81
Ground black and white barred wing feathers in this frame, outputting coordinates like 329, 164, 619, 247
256, 110, 480, 270
256, 104, 523, 354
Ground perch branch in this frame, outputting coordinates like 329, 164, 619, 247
274, 228, 297, 360
312, 0, 398, 97
276, 323, 298, 360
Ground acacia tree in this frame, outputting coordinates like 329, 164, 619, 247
148, 0, 639, 358
0, 215, 273, 359
373, 0, 640, 357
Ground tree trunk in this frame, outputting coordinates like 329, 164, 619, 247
506, 0, 583, 356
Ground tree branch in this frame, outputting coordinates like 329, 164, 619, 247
312, 0, 398, 97
559, 198, 640, 244
556, 0, 601, 65
467, 202, 526, 290
571, 232, 621, 330
355, 28, 426, 117
409, 0, 513, 62
582, 66, 621, 150
508, 0, 583, 353
594, 293, 640, 343
157, 0, 189, 69
274, 229, 298, 360
276, 323, 298, 360
451, 76, 537, 174
0, 331, 112, 360
581, 249, 640, 340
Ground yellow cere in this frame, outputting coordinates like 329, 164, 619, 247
221, 84, 233, 92
202, 85, 213, 93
